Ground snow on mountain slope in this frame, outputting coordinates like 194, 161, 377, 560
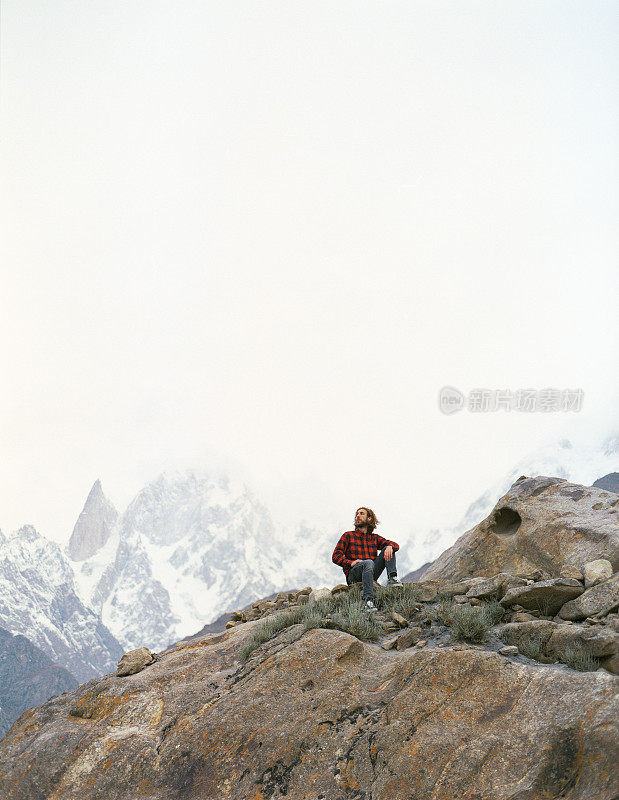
73, 472, 341, 651
0, 526, 123, 681
415, 432, 619, 571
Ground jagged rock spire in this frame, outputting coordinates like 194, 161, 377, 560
68, 479, 118, 561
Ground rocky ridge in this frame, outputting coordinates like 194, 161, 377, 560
220, 560, 619, 674
1, 474, 618, 798
0, 569, 617, 799
420, 475, 618, 582
416, 433, 618, 567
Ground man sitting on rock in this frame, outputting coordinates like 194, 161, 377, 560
332, 507, 402, 613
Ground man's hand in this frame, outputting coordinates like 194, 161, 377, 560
350, 559, 363, 567
384, 546, 393, 561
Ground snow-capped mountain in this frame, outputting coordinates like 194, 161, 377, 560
72, 472, 341, 651
68, 479, 118, 561
415, 432, 619, 571
0, 526, 123, 681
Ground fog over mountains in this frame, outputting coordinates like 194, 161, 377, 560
0, 433, 616, 682
69, 471, 342, 652
415, 433, 619, 569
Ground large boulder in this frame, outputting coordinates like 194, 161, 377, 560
421, 476, 619, 582
498, 619, 619, 664
500, 578, 584, 615
559, 574, 619, 620
583, 558, 613, 588
0, 622, 617, 800
116, 647, 156, 677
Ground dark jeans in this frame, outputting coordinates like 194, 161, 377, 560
346, 549, 397, 601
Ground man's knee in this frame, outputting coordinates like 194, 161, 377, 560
361, 558, 374, 569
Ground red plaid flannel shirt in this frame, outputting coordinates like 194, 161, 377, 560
332, 528, 399, 578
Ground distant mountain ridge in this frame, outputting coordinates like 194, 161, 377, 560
0, 627, 77, 739
593, 472, 619, 493
0, 433, 615, 682
0, 526, 123, 681
70, 471, 342, 652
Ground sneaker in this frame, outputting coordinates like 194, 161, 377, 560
387, 575, 403, 587
364, 600, 378, 613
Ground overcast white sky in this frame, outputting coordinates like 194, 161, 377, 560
1, 1, 617, 547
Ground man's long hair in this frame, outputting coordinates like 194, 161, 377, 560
358, 507, 380, 534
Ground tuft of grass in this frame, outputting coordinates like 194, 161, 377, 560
239, 608, 308, 663
347, 583, 362, 601
556, 643, 601, 672
391, 583, 421, 617
516, 636, 545, 661
238, 588, 385, 663
499, 628, 546, 662
301, 611, 325, 632
537, 598, 555, 618
481, 599, 505, 625
450, 605, 491, 643
312, 595, 339, 616
329, 598, 382, 641
374, 582, 420, 616
427, 599, 455, 627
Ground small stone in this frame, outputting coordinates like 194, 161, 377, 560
499, 646, 519, 656
117, 647, 156, 677
390, 612, 408, 628
601, 652, 619, 675
470, 598, 482, 606
416, 581, 439, 602
416, 640, 427, 648
454, 595, 468, 604
331, 584, 349, 596
511, 612, 538, 623
309, 588, 332, 605
560, 565, 583, 581
437, 580, 474, 598
396, 627, 422, 650
381, 636, 399, 650
583, 559, 613, 589
466, 578, 498, 600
